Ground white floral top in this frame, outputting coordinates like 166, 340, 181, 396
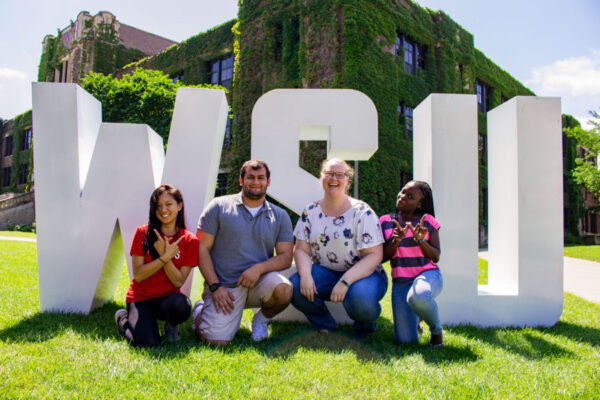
293, 198, 384, 271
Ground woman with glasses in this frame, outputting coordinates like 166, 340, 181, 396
289, 158, 388, 337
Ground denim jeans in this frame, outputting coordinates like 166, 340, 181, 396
392, 268, 443, 343
290, 263, 388, 336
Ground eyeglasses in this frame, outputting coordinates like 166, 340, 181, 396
322, 171, 348, 179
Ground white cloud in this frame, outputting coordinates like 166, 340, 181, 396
527, 50, 600, 96
0, 68, 27, 80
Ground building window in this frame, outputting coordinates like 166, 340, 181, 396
223, 113, 233, 149
215, 173, 228, 197
1, 167, 10, 187
395, 34, 425, 75
208, 54, 234, 89
21, 128, 32, 150
476, 79, 491, 113
398, 103, 414, 139
4, 135, 13, 156
171, 72, 184, 84
17, 164, 28, 185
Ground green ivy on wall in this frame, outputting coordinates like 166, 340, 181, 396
2, 110, 33, 193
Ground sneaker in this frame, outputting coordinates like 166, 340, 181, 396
429, 331, 444, 348
251, 313, 269, 342
191, 300, 204, 332
164, 321, 180, 342
114, 309, 133, 342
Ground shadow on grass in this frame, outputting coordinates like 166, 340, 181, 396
0, 301, 200, 358
260, 317, 480, 365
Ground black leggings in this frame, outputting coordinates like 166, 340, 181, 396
126, 292, 191, 347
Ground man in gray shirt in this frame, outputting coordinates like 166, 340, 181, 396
193, 160, 293, 344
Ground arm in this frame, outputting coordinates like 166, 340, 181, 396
132, 231, 184, 282
382, 220, 407, 262
330, 244, 383, 302
237, 241, 293, 288
163, 258, 193, 289
294, 239, 317, 302
197, 229, 235, 314
410, 216, 441, 263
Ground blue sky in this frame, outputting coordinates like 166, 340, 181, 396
1, 0, 599, 127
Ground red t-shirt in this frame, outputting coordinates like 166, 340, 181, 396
126, 225, 199, 303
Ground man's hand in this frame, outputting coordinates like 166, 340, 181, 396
213, 286, 235, 314
236, 264, 262, 288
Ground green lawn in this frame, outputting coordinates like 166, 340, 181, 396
564, 245, 600, 262
1, 239, 599, 398
0, 231, 36, 239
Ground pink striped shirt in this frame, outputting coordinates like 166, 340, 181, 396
379, 213, 440, 282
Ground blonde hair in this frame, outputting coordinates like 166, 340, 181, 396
320, 158, 354, 193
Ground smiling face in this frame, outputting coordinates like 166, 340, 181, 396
396, 181, 424, 215
321, 160, 350, 198
155, 192, 183, 228
240, 166, 270, 201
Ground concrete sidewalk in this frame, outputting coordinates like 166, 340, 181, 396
479, 251, 600, 304
0, 235, 36, 243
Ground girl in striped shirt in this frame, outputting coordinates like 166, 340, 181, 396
380, 180, 443, 347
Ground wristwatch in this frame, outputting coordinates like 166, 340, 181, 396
209, 282, 222, 292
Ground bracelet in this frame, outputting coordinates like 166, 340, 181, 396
339, 277, 350, 288
415, 238, 425, 244
158, 257, 167, 264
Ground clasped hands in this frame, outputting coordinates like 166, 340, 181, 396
391, 215, 427, 244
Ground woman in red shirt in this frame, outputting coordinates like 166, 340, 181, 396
115, 184, 199, 347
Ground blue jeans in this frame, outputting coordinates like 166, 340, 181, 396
290, 264, 388, 336
392, 268, 443, 343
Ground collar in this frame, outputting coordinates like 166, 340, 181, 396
233, 192, 271, 212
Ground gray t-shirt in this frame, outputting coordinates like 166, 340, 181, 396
198, 192, 293, 286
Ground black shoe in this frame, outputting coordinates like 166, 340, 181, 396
164, 321, 180, 342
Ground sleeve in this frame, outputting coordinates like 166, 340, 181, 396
355, 205, 385, 250
198, 199, 220, 236
130, 226, 146, 256
293, 208, 310, 241
379, 213, 394, 243
180, 233, 199, 268
424, 214, 440, 234
276, 209, 294, 243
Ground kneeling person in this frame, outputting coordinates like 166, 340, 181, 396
194, 160, 293, 345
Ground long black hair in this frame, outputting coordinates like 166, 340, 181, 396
142, 184, 186, 260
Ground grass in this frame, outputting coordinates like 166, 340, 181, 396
1, 239, 599, 398
0, 231, 36, 239
564, 245, 600, 262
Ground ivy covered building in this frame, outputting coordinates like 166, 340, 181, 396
10, 0, 592, 241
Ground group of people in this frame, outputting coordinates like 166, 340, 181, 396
115, 159, 444, 348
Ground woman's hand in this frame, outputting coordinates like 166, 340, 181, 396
330, 280, 349, 302
300, 275, 318, 302
391, 220, 408, 244
153, 229, 166, 255
153, 229, 183, 260
408, 215, 428, 242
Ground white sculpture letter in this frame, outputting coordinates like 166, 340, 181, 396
251, 89, 378, 214
413, 94, 563, 327
32, 83, 227, 313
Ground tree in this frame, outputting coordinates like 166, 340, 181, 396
567, 109, 600, 199
80, 68, 225, 141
